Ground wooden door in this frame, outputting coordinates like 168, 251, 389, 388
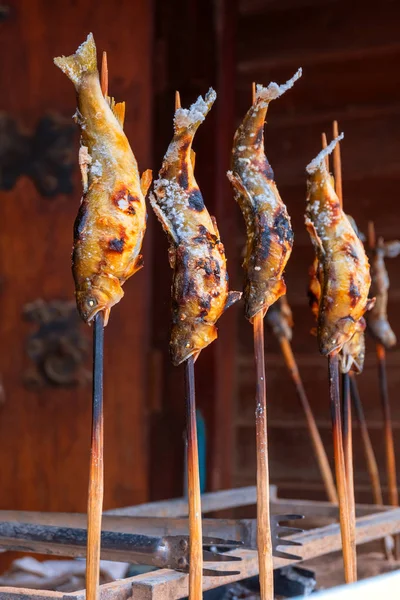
0, 0, 152, 547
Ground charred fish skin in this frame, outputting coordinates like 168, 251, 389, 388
54, 34, 152, 325
367, 238, 400, 348
305, 135, 372, 357
150, 90, 241, 366
227, 70, 301, 322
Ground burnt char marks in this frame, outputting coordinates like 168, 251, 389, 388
188, 189, 205, 212
108, 238, 125, 253
343, 242, 359, 262
74, 198, 89, 241
273, 209, 294, 246
349, 277, 361, 307
256, 213, 272, 262
112, 187, 139, 215
193, 224, 218, 249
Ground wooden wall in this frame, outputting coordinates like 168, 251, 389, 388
233, 0, 400, 501
0, 0, 153, 540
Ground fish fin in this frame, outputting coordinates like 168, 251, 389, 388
384, 240, 400, 258
190, 149, 196, 169
54, 33, 97, 87
149, 193, 178, 245
305, 218, 325, 256
113, 102, 126, 128
210, 215, 220, 239
227, 171, 255, 236
225, 291, 242, 311
122, 254, 144, 281
365, 297, 376, 312
78, 146, 92, 192
140, 169, 153, 197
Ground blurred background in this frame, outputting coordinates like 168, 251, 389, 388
0, 0, 399, 570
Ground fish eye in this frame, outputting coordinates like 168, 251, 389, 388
87, 298, 97, 308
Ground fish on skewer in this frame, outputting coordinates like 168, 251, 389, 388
228, 70, 301, 600
367, 234, 400, 348
305, 135, 372, 584
54, 35, 151, 600
151, 90, 240, 366
151, 90, 241, 599
305, 136, 373, 357
367, 224, 400, 556
227, 71, 301, 322
54, 33, 152, 326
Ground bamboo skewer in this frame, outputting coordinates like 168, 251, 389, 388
330, 124, 357, 581
253, 311, 274, 600
250, 82, 274, 600
175, 90, 203, 600
342, 372, 356, 551
279, 337, 338, 504
86, 311, 105, 600
85, 54, 110, 600
368, 222, 399, 516
184, 356, 203, 600
349, 374, 383, 506
328, 354, 355, 583
376, 342, 399, 510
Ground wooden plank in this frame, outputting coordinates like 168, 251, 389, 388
238, 0, 400, 66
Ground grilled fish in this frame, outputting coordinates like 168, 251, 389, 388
367, 238, 400, 348
305, 135, 372, 356
54, 34, 152, 325
150, 90, 241, 365
227, 70, 301, 321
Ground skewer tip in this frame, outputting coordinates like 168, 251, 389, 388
101, 51, 108, 98
251, 82, 256, 105
175, 90, 181, 111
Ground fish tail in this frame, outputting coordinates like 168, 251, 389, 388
173, 88, 216, 133
306, 133, 344, 174
54, 33, 97, 87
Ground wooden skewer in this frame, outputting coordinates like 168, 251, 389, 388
101, 51, 108, 98
331, 123, 357, 579
176, 90, 203, 600
349, 373, 383, 505
85, 54, 110, 600
376, 342, 399, 509
251, 81, 273, 600
328, 354, 355, 582
341, 372, 356, 573
279, 338, 338, 504
349, 373, 392, 559
184, 356, 203, 600
86, 311, 105, 600
368, 222, 399, 515
332, 120, 343, 208
253, 311, 274, 600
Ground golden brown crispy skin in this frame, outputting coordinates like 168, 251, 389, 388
308, 257, 321, 331
367, 238, 400, 348
265, 296, 294, 342
305, 137, 372, 356
227, 71, 301, 322
54, 34, 151, 325
150, 90, 241, 365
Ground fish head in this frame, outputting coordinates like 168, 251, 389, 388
318, 316, 356, 356
170, 321, 217, 366
75, 275, 124, 324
